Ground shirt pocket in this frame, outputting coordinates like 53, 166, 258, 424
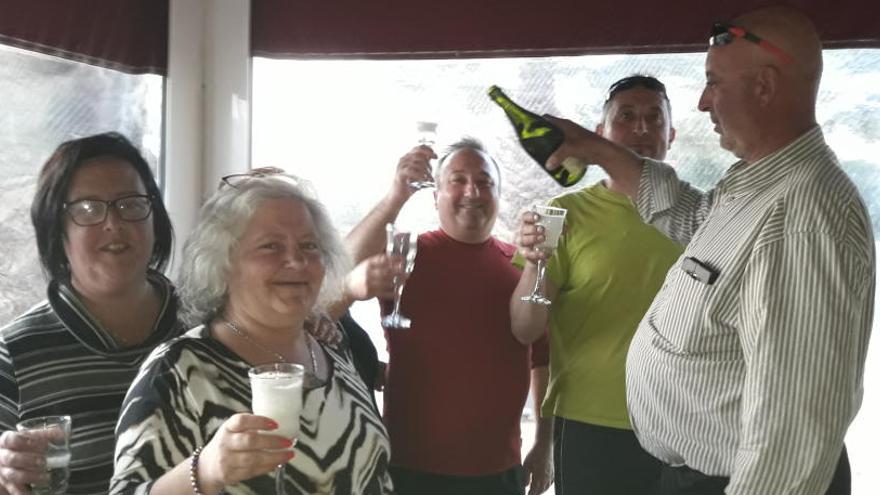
645, 260, 737, 356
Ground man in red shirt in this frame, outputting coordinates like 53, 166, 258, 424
345, 138, 552, 495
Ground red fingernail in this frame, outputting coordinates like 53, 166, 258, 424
267, 420, 279, 430
281, 438, 293, 447
286, 450, 296, 459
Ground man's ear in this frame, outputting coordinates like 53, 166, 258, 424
668, 126, 677, 148
595, 123, 605, 137
755, 65, 779, 106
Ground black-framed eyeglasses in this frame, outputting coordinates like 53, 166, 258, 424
64, 194, 154, 226
709, 22, 793, 64
219, 166, 296, 190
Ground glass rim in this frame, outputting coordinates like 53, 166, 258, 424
16, 414, 72, 432
532, 205, 567, 216
248, 362, 305, 379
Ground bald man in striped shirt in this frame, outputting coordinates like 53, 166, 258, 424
534, 6, 874, 495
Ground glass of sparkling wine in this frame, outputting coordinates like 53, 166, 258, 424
521, 205, 567, 305
249, 363, 305, 495
16, 415, 71, 495
381, 223, 418, 329
409, 121, 438, 190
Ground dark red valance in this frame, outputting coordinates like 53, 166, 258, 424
0, 0, 168, 74
252, 0, 879, 59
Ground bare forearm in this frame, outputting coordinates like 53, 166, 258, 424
530, 367, 553, 446
510, 264, 554, 344
325, 291, 355, 320
345, 193, 408, 263
545, 115, 644, 200
592, 143, 643, 200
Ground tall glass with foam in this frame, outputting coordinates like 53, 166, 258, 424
521, 205, 567, 305
249, 363, 305, 439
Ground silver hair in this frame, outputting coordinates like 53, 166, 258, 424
177, 175, 351, 326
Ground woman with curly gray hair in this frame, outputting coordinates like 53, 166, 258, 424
111, 169, 393, 495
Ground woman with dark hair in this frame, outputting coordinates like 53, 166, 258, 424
0, 132, 179, 494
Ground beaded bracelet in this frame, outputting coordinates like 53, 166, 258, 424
190, 446, 204, 495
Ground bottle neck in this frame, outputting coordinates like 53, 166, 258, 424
495, 97, 530, 123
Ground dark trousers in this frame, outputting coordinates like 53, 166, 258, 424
553, 417, 661, 495
389, 465, 525, 495
655, 446, 851, 495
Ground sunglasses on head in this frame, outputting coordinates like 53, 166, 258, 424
219, 167, 295, 190
605, 75, 669, 105
709, 22, 793, 64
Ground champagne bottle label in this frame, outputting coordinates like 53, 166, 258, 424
561, 157, 586, 176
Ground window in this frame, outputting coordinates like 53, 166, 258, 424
253, 49, 880, 493
0, 43, 163, 324
254, 50, 879, 237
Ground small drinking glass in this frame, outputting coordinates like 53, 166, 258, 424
521, 205, 567, 305
16, 415, 72, 495
409, 121, 438, 190
381, 223, 418, 329
249, 363, 305, 495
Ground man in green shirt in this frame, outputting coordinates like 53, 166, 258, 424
510, 76, 683, 495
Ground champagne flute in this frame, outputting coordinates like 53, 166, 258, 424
409, 121, 438, 190
521, 205, 567, 305
249, 363, 305, 495
381, 223, 418, 329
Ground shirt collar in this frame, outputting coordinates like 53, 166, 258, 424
49, 270, 179, 356
717, 126, 827, 199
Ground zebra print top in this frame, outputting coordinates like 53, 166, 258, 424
111, 325, 393, 495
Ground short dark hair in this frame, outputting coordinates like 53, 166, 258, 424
603, 75, 672, 119
30, 132, 174, 281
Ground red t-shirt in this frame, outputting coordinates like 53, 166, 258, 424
381, 229, 549, 476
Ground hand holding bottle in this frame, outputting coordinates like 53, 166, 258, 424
544, 114, 645, 199
488, 85, 586, 187
542, 115, 606, 171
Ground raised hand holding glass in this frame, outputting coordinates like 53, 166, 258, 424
381, 223, 418, 329
521, 205, 567, 305
409, 121, 438, 190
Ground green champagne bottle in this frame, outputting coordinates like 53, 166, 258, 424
488, 85, 586, 187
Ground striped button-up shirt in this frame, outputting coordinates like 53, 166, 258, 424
626, 127, 875, 494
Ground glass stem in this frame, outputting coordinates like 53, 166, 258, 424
391, 279, 404, 316
531, 259, 546, 296
275, 465, 286, 495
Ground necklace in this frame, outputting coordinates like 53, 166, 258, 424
223, 320, 318, 374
